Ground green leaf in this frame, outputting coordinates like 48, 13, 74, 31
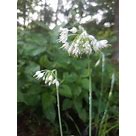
59, 85, 72, 98
42, 92, 56, 123
39, 55, 50, 67
25, 62, 40, 79
24, 94, 40, 106
81, 69, 89, 77
17, 91, 24, 102
74, 99, 87, 122
63, 72, 78, 83
62, 99, 73, 110
72, 86, 82, 97
81, 78, 89, 90
74, 99, 82, 113
44, 105, 56, 123
78, 108, 88, 122
26, 84, 43, 95
23, 44, 46, 57
42, 92, 56, 109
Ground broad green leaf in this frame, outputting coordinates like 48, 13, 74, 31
25, 62, 40, 79
39, 55, 50, 67
78, 109, 88, 122
72, 86, 82, 97
81, 69, 89, 77
74, 99, 82, 113
74, 99, 87, 122
26, 84, 43, 95
42, 92, 56, 109
44, 105, 56, 123
17, 91, 24, 102
62, 99, 73, 110
24, 94, 40, 106
63, 72, 78, 83
59, 85, 72, 98
81, 78, 89, 90
42, 92, 56, 123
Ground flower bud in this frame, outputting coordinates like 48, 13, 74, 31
48, 75, 53, 81
70, 27, 77, 33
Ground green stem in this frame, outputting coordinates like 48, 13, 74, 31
88, 58, 92, 136
98, 53, 105, 117
96, 54, 105, 136
56, 86, 63, 136
96, 53, 105, 136
98, 74, 115, 136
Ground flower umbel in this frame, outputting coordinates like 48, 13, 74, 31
58, 26, 111, 57
33, 69, 59, 87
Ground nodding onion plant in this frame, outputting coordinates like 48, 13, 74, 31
33, 25, 111, 136
58, 26, 111, 136
33, 69, 63, 136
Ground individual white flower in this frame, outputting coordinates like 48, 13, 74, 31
33, 71, 41, 77
78, 31, 88, 40
72, 47, 81, 57
43, 76, 45, 80
60, 42, 69, 50
36, 73, 44, 80
45, 79, 48, 84
68, 45, 74, 55
91, 38, 97, 46
96, 40, 108, 48
70, 27, 77, 33
48, 75, 53, 81
59, 34, 68, 43
52, 79, 57, 84
52, 79, 60, 87
48, 81, 52, 86
91, 39, 110, 52
92, 40, 100, 52
83, 41, 92, 55
33, 71, 44, 80
88, 35, 95, 40
59, 28, 69, 43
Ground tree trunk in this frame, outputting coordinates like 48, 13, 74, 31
112, 0, 119, 64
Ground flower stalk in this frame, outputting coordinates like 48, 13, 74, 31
88, 58, 92, 136
98, 73, 115, 136
98, 53, 105, 119
33, 69, 63, 136
56, 85, 63, 136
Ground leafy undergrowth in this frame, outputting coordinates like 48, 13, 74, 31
17, 23, 119, 136
18, 109, 55, 136
17, 108, 118, 136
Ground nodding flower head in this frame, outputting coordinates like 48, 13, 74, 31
70, 27, 77, 33
58, 26, 111, 57
33, 69, 60, 87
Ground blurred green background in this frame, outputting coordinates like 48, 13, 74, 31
17, 0, 119, 136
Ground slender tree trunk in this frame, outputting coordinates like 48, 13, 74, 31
55, 0, 63, 24
23, 0, 27, 28
112, 0, 119, 64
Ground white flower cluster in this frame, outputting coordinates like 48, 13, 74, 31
58, 26, 111, 57
33, 69, 59, 87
